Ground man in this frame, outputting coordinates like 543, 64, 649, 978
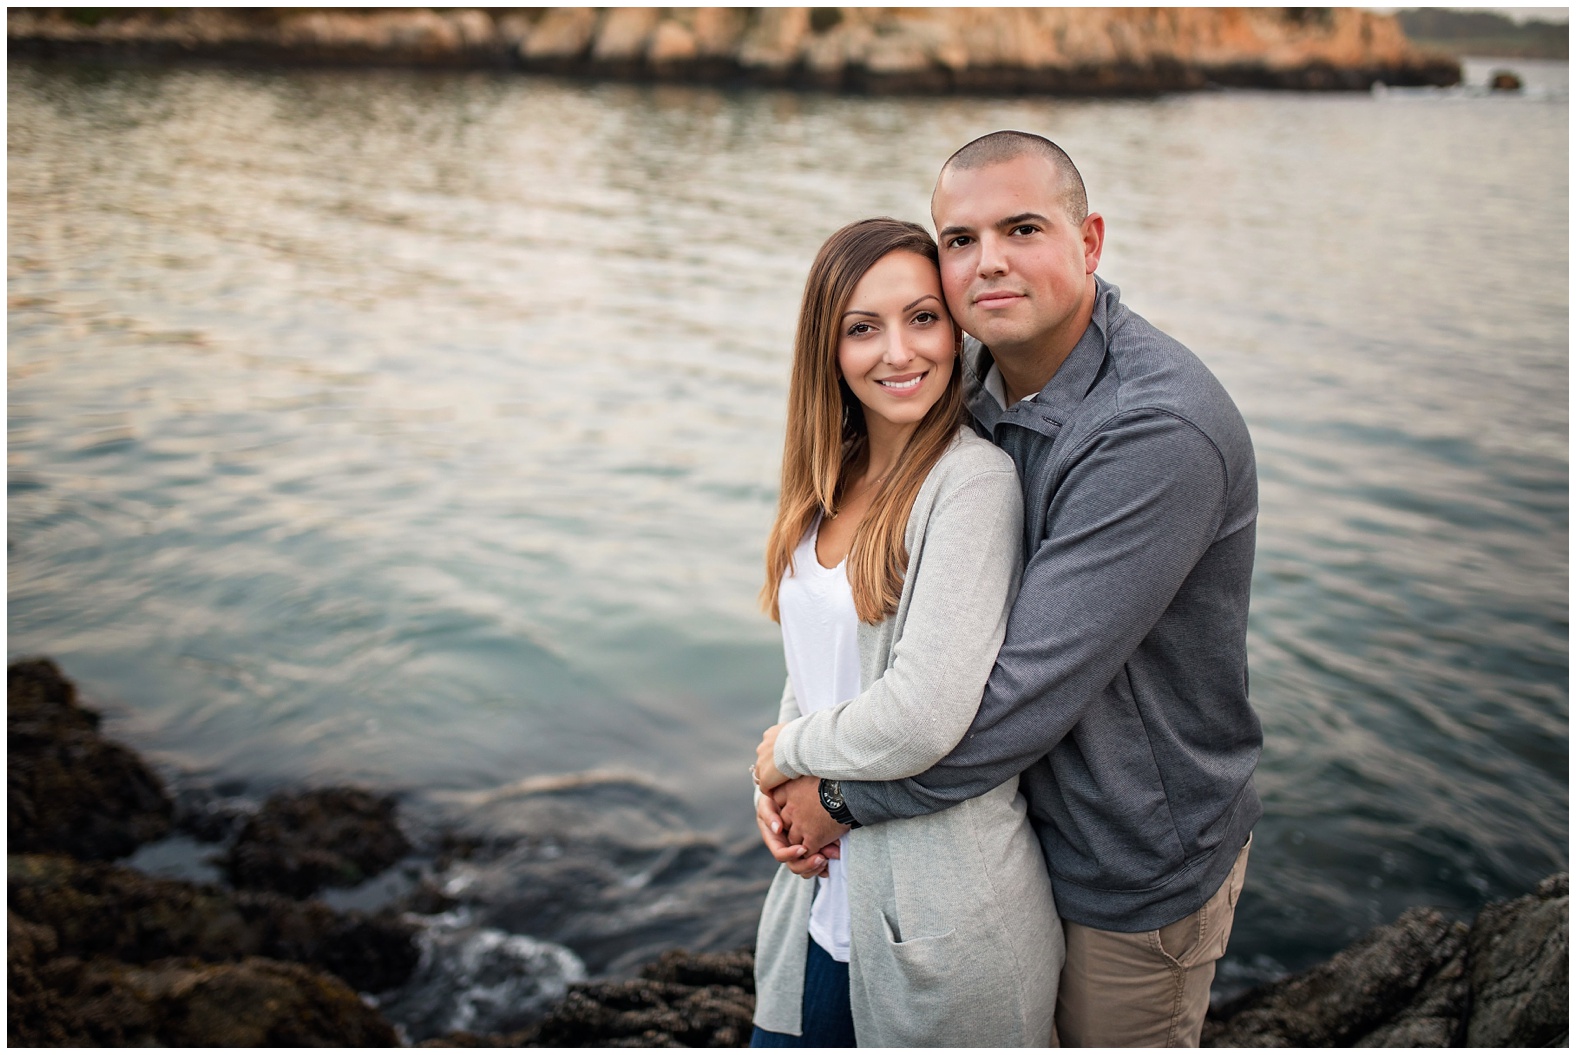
758, 130, 1262, 1047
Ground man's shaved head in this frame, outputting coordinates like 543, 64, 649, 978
939, 130, 1088, 223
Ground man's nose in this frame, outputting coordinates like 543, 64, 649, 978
977, 233, 1008, 277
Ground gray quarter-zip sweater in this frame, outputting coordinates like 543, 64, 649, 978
840, 277, 1263, 932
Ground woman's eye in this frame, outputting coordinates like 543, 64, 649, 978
847, 322, 872, 337
913, 311, 937, 325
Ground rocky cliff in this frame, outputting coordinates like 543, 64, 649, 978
9, 8, 1461, 94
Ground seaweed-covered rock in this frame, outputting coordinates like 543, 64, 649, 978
7, 658, 173, 859
519, 976, 753, 1047
1464, 872, 1567, 1047
9, 909, 79, 1046
12, 954, 399, 1046
227, 786, 411, 898
9, 853, 419, 994
639, 947, 754, 992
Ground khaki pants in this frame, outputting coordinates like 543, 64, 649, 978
1054, 836, 1251, 1047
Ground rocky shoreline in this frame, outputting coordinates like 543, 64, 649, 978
8, 8, 1461, 95
8, 657, 1565, 1045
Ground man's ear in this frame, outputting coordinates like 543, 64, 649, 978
1082, 212, 1106, 275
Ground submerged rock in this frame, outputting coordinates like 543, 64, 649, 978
227, 786, 412, 898
421, 948, 756, 1048
377, 908, 587, 1042
7, 658, 173, 860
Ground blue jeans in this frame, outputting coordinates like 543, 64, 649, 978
750, 938, 857, 1047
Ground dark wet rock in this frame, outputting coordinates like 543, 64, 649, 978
1204, 906, 1468, 1046
1352, 941, 1469, 1047
227, 786, 412, 898
10, 953, 399, 1046
1490, 70, 1523, 91
1205, 873, 1569, 1047
1463, 872, 1567, 1047
8, 658, 174, 860
9, 852, 419, 994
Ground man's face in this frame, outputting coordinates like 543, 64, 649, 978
931, 154, 1103, 359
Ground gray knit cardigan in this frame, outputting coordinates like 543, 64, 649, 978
753, 428, 1063, 1046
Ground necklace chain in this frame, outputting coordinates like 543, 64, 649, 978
829, 472, 888, 520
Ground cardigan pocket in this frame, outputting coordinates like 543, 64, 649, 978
863, 911, 1027, 1046
868, 912, 962, 1043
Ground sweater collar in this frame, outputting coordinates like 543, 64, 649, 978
965, 276, 1122, 431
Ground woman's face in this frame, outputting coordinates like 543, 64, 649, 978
836, 250, 958, 432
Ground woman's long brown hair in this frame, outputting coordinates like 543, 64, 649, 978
761, 218, 965, 625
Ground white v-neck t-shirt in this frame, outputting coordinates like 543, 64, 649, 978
775, 521, 859, 963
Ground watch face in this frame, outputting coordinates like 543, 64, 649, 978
822, 780, 845, 810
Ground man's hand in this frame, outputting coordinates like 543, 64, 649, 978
774, 775, 850, 854
755, 789, 837, 878
754, 723, 788, 791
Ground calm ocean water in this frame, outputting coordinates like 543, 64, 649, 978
8, 55, 1567, 1030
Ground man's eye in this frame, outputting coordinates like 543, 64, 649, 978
1012, 225, 1039, 236
947, 236, 972, 249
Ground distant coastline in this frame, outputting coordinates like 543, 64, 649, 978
1396, 8, 1569, 61
8, 7, 1461, 94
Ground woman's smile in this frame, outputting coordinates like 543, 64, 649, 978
875, 371, 927, 392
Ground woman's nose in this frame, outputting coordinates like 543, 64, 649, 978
883, 334, 914, 365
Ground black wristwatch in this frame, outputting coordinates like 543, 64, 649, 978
819, 778, 862, 829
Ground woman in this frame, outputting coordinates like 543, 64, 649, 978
748, 218, 1062, 1047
